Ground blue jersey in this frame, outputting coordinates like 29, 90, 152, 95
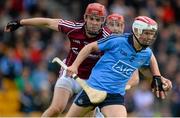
86, 34, 152, 95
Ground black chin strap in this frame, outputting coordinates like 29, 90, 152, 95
132, 32, 148, 49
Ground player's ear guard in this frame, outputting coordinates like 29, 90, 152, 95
6, 20, 22, 32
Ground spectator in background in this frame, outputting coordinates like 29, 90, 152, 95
15, 66, 35, 113
109, 0, 128, 16
171, 0, 180, 24
133, 79, 154, 117
0, 47, 23, 80
160, 0, 175, 25
170, 71, 180, 117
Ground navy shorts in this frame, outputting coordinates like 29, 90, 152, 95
74, 90, 125, 109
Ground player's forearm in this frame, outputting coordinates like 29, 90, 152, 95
150, 54, 161, 76
73, 42, 99, 68
20, 18, 59, 31
20, 18, 50, 26
73, 46, 94, 68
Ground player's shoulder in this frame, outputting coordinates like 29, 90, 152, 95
97, 33, 127, 44
102, 26, 112, 37
108, 33, 131, 41
144, 47, 153, 53
140, 47, 153, 57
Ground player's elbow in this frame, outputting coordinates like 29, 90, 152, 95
82, 42, 99, 55
88, 42, 99, 52
84, 44, 94, 53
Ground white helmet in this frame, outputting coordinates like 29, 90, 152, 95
132, 16, 158, 47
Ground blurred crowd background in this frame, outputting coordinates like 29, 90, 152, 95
0, 0, 179, 117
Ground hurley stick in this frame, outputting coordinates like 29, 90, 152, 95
52, 57, 107, 104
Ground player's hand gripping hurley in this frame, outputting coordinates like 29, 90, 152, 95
52, 57, 107, 104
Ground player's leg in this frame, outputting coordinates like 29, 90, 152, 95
41, 70, 81, 117
66, 90, 95, 117
66, 103, 93, 117
99, 93, 127, 117
41, 87, 71, 117
101, 105, 127, 117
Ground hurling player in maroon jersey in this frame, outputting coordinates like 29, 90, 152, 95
4, 3, 112, 117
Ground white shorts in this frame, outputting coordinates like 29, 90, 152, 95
55, 70, 82, 95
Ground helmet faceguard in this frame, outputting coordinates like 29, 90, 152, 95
106, 13, 124, 34
132, 16, 158, 47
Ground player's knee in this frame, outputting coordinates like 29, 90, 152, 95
49, 104, 66, 114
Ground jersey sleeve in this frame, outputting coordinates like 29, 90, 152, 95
58, 19, 83, 34
97, 35, 120, 52
142, 48, 153, 67
102, 27, 112, 38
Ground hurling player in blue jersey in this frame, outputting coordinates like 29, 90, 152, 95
66, 16, 172, 117
105, 13, 170, 91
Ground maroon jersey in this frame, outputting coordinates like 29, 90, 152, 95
58, 19, 111, 79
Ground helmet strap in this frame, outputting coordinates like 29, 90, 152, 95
132, 31, 148, 49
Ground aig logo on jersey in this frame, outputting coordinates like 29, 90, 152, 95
112, 60, 136, 78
